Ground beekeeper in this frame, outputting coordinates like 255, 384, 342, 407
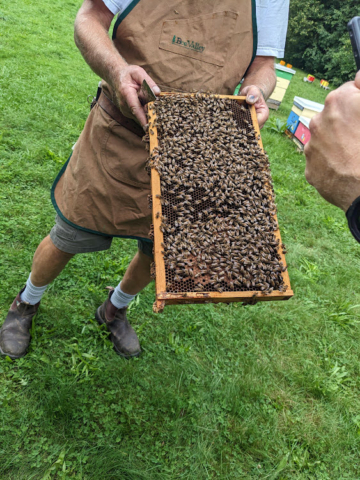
0, 0, 289, 359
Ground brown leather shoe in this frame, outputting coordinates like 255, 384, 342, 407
0, 289, 40, 359
95, 288, 141, 358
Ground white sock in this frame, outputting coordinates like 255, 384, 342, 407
20, 273, 48, 305
110, 282, 136, 309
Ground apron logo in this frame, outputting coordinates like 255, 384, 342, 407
172, 35, 205, 53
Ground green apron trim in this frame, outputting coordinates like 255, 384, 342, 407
250, 0, 258, 68
50, 154, 152, 243
112, 0, 141, 40
233, 0, 258, 95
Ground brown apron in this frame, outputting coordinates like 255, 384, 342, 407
52, 0, 257, 240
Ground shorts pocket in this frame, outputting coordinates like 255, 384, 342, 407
159, 11, 238, 67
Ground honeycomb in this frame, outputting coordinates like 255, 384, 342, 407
147, 94, 287, 295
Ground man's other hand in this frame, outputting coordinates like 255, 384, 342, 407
241, 85, 269, 128
304, 71, 360, 211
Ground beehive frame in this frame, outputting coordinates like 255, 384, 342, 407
148, 94, 293, 313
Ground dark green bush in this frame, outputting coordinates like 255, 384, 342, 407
286, 0, 358, 86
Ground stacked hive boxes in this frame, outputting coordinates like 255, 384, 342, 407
266, 64, 296, 110
287, 96, 324, 150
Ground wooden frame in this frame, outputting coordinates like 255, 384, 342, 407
148, 94, 293, 313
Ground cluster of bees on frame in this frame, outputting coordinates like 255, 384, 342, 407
144, 93, 287, 295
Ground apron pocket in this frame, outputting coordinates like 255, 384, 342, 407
100, 115, 150, 188
159, 11, 238, 67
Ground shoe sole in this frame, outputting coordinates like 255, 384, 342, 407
95, 307, 141, 359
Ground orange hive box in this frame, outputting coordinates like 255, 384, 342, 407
147, 93, 293, 313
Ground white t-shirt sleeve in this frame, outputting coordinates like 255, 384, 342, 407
101, 0, 289, 59
102, 0, 132, 15
255, 0, 289, 58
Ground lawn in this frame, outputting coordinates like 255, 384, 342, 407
1, 2, 360, 479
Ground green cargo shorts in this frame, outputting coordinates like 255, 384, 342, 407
50, 214, 153, 257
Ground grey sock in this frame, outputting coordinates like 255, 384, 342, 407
20, 273, 48, 305
110, 282, 136, 309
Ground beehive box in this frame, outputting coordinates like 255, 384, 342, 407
267, 64, 296, 110
294, 116, 311, 146
292, 96, 324, 119
286, 109, 300, 134
147, 93, 293, 313
275, 64, 296, 82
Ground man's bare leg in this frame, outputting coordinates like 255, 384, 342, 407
30, 235, 74, 287
120, 250, 152, 295
31, 238, 151, 293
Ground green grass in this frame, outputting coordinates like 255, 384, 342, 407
1, 2, 360, 479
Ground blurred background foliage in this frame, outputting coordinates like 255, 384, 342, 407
285, 0, 358, 85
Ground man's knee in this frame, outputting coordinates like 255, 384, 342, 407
137, 239, 153, 260
48, 236, 75, 259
